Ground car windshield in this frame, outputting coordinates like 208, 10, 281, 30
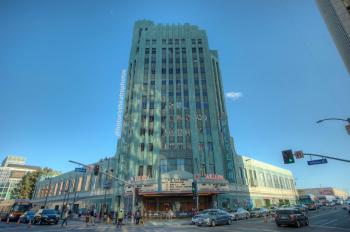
277, 210, 296, 215
42, 209, 57, 214
12, 204, 31, 212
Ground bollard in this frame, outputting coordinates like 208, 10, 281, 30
6, 217, 9, 224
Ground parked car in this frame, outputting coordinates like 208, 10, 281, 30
249, 208, 269, 217
229, 208, 250, 220
19, 210, 36, 223
33, 209, 60, 225
275, 208, 309, 228
195, 209, 232, 227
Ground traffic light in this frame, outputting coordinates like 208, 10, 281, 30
93, 165, 100, 176
295, 150, 304, 159
192, 181, 197, 194
282, 150, 295, 164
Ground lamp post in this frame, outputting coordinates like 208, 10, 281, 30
316, 117, 350, 135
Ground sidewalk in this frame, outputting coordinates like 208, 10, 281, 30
70, 216, 191, 227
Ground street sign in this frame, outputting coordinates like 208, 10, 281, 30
307, 159, 328, 165
295, 150, 304, 159
75, 167, 86, 173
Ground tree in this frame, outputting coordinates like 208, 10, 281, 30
11, 167, 60, 199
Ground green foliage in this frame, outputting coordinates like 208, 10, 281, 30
10, 167, 60, 199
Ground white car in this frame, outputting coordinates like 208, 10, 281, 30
230, 208, 250, 220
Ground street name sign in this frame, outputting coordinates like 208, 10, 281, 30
75, 167, 86, 173
307, 159, 328, 165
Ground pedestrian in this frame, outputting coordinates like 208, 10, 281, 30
85, 211, 90, 227
116, 209, 124, 229
168, 208, 174, 221
264, 213, 268, 223
90, 209, 95, 226
61, 208, 69, 227
135, 209, 141, 224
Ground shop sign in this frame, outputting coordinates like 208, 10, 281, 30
161, 178, 192, 192
139, 183, 158, 193
124, 186, 133, 195
320, 189, 333, 195
205, 174, 224, 180
198, 182, 229, 192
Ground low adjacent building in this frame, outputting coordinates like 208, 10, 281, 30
32, 157, 116, 214
0, 156, 40, 201
218, 155, 298, 209
298, 187, 348, 200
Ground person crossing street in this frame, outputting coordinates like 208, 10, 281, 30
116, 209, 124, 229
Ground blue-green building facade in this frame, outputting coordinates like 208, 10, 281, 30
115, 20, 237, 213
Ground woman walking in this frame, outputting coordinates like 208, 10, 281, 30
61, 209, 69, 227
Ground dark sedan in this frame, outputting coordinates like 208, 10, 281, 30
196, 210, 232, 227
33, 209, 59, 225
275, 208, 309, 228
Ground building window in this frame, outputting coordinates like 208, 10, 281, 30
160, 160, 167, 173
138, 165, 143, 176
147, 165, 153, 177
77, 176, 83, 192
207, 142, 213, 152
200, 163, 206, 176
176, 159, 185, 171
209, 164, 216, 174
140, 143, 145, 152
149, 143, 153, 151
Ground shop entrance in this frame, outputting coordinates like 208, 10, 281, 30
142, 195, 213, 216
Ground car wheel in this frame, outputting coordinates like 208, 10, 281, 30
296, 220, 301, 228
246, 214, 249, 219
305, 218, 309, 226
211, 220, 216, 227
235, 215, 238, 221
276, 223, 281, 227
227, 219, 232, 225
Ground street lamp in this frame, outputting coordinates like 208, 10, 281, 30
316, 117, 350, 135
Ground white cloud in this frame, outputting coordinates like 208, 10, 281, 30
225, 91, 243, 101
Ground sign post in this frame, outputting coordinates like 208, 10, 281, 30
74, 167, 86, 173
307, 159, 328, 165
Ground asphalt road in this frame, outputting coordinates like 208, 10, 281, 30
0, 207, 349, 232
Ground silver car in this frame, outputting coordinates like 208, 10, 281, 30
230, 208, 250, 220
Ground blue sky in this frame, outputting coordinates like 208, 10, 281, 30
1, 0, 349, 192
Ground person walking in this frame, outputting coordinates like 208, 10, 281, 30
89, 209, 95, 226
116, 209, 124, 229
85, 210, 90, 227
135, 210, 141, 224
168, 208, 174, 221
61, 208, 69, 227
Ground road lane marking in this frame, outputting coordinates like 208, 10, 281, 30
320, 218, 338, 226
310, 225, 350, 231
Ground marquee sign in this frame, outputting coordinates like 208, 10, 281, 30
125, 173, 230, 195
